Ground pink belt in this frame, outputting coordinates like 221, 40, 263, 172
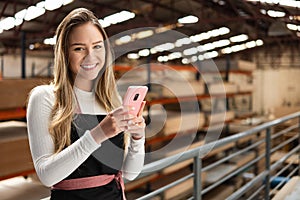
51, 171, 126, 200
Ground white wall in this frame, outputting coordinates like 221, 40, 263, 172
253, 68, 300, 115
1, 53, 53, 78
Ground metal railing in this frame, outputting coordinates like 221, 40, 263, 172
136, 111, 300, 200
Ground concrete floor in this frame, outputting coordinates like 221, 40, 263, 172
0, 176, 50, 200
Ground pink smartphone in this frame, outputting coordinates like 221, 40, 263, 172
123, 86, 148, 116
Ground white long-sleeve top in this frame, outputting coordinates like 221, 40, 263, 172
27, 85, 145, 187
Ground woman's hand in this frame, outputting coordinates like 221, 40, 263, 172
90, 106, 135, 144
126, 101, 146, 140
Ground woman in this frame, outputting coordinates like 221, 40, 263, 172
27, 8, 145, 200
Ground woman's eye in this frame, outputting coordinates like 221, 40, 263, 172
94, 45, 102, 49
74, 47, 84, 51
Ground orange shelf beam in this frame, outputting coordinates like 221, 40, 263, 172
0, 108, 26, 121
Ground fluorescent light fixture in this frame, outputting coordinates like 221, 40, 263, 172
14, 18, 23, 26
198, 55, 204, 61
115, 35, 132, 45
175, 37, 192, 47
229, 34, 248, 42
221, 47, 233, 54
183, 47, 198, 56
157, 56, 169, 62
267, 10, 286, 17
203, 51, 218, 59
246, 0, 300, 8
191, 56, 198, 62
168, 52, 182, 60
138, 49, 150, 57
287, 23, 299, 31
207, 29, 221, 37
219, 27, 230, 34
24, 6, 45, 21
135, 30, 153, 39
212, 39, 230, 48
15, 9, 27, 19
256, 39, 263, 46
45, 0, 63, 11
152, 43, 175, 52
36, 1, 45, 8
44, 35, 57, 45
98, 19, 110, 28
178, 15, 199, 24
181, 58, 190, 64
63, 0, 74, 5
127, 53, 139, 59
231, 44, 247, 52
0, 17, 15, 30
104, 10, 135, 25
245, 41, 256, 48
200, 43, 215, 51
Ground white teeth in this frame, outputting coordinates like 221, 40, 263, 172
81, 64, 96, 69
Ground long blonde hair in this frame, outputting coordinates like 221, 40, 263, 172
49, 8, 122, 153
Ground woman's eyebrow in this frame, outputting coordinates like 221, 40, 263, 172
70, 40, 103, 46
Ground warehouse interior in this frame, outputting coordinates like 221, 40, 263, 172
0, 0, 300, 199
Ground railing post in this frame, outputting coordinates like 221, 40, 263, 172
194, 153, 202, 200
265, 127, 271, 200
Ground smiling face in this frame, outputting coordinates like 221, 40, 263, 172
68, 22, 105, 90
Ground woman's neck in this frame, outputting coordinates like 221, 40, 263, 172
74, 78, 94, 92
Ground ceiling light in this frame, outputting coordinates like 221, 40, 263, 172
221, 47, 232, 54
127, 53, 139, 59
218, 27, 230, 35
191, 56, 198, 62
246, 0, 300, 8
115, 35, 132, 45
152, 43, 175, 52
24, 6, 45, 21
168, 52, 182, 60
98, 19, 110, 28
181, 58, 190, 64
45, 0, 63, 11
175, 37, 191, 47
14, 18, 23, 26
138, 49, 150, 57
267, 10, 286, 17
135, 30, 153, 39
104, 10, 135, 25
36, 1, 45, 8
286, 23, 299, 31
212, 39, 230, 48
231, 44, 246, 52
15, 9, 27, 19
178, 15, 199, 24
256, 39, 263, 46
183, 47, 198, 56
229, 34, 248, 42
198, 55, 204, 61
0, 17, 15, 30
63, 0, 74, 5
207, 29, 221, 37
157, 56, 168, 62
245, 41, 256, 48
203, 51, 218, 59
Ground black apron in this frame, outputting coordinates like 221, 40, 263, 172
50, 114, 125, 200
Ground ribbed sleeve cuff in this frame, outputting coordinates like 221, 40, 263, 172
81, 130, 101, 153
